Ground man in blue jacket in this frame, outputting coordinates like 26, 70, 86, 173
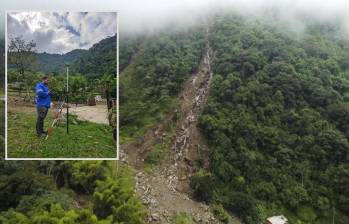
35, 76, 52, 137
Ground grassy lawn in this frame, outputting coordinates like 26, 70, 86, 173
7, 109, 116, 158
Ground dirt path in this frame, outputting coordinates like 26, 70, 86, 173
7, 96, 109, 125
121, 30, 240, 223
69, 105, 109, 125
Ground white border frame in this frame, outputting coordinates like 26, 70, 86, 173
5, 11, 119, 161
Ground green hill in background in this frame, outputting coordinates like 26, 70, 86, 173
8, 34, 116, 80
36, 49, 86, 74
71, 35, 117, 79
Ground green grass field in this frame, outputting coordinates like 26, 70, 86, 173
7, 109, 116, 158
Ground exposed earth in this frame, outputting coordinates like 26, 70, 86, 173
121, 33, 240, 223
69, 104, 109, 125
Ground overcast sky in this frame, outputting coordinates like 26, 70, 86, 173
7, 12, 116, 54
1, 0, 349, 36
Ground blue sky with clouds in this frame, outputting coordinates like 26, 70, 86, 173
7, 11, 117, 54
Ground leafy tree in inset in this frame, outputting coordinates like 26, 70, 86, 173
69, 75, 88, 106
8, 36, 37, 100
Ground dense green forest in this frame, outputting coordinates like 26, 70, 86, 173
0, 160, 146, 223
120, 26, 206, 140
0, 40, 4, 89
194, 14, 349, 223
119, 35, 144, 72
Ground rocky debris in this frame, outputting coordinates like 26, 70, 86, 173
168, 48, 212, 185
187, 112, 196, 124
137, 137, 145, 146
150, 213, 160, 221
124, 37, 223, 224
119, 148, 128, 163
194, 211, 218, 224
135, 169, 219, 224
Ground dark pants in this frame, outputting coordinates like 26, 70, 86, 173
36, 107, 48, 135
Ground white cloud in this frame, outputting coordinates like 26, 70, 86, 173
1, 0, 349, 35
7, 11, 117, 54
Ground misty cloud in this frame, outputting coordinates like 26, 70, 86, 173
1, 0, 349, 35
6, 11, 117, 54
113, 0, 349, 35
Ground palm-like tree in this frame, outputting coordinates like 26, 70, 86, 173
97, 74, 116, 140
98, 74, 115, 110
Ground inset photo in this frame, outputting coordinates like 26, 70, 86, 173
5, 11, 118, 159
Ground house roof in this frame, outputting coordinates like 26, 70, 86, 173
267, 215, 288, 224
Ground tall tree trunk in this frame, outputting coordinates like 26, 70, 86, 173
106, 89, 112, 110
24, 85, 31, 102
18, 86, 22, 97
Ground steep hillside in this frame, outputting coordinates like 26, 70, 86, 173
119, 13, 349, 224
0, 40, 4, 89
36, 49, 86, 74
120, 25, 206, 140
119, 34, 144, 72
71, 35, 117, 79
198, 14, 349, 223
121, 37, 222, 223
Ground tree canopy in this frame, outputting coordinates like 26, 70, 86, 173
196, 14, 349, 223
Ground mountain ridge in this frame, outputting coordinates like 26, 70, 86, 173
36, 49, 87, 74
16, 34, 117, 78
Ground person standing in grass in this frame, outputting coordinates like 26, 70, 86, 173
35, 76, 52, 137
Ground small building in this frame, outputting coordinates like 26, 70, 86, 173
266, 215, 288, 224
95, 95, 102, 101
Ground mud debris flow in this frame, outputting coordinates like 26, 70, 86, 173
121, 30, 240, 223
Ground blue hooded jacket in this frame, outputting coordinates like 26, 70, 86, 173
35, 82, 51, 108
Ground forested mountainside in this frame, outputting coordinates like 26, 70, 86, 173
119, 35, 144, 72
36, 49, 86, 74
120, 25, 206, 140
118, 13, 349, 224
0, 40, 4, 144
71, 35, 117, 79
0, 41, 4, 88
196, 14, 349, 223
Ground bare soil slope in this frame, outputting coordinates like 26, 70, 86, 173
121, 36, 241, 223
